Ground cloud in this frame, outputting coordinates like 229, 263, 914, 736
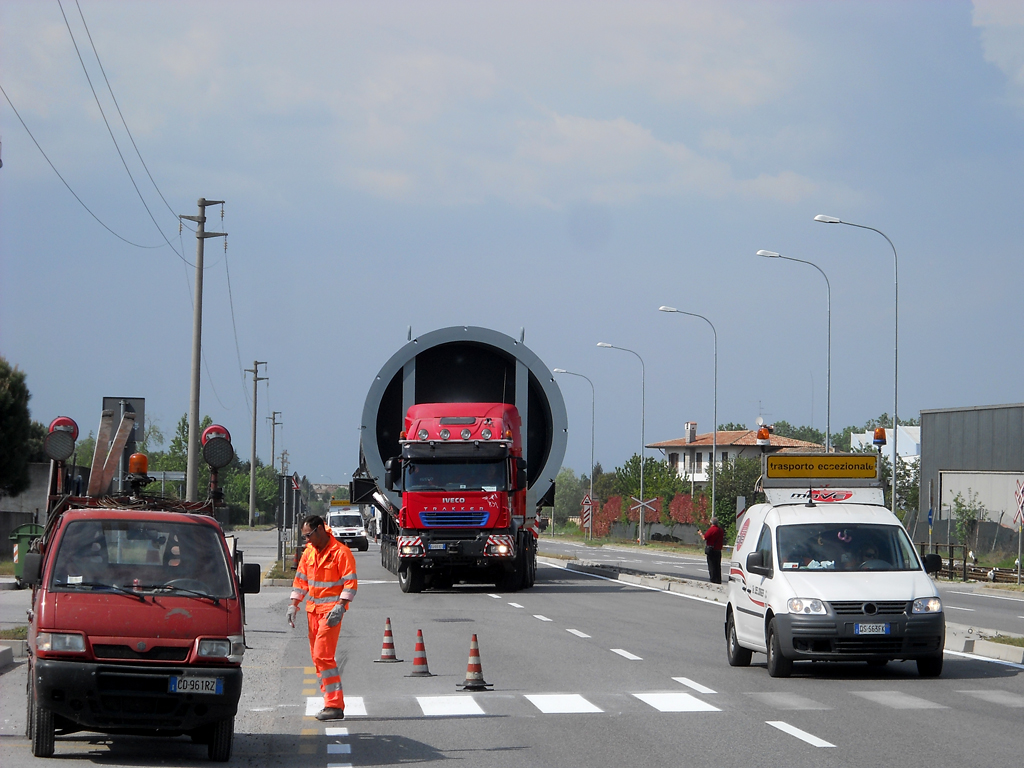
973, 0, 1024, 109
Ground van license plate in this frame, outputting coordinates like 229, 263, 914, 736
428, 543, 446, 551
169, 676, 224, 694
854, 623, 889, 635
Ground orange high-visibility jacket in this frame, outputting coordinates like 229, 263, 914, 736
290, 531, 357, 614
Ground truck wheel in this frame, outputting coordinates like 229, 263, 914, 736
495, 566, 520, 592
916, 654, 943, 678
398, 564, 423, 593
207, 718, 233, 761
726, 611, 752, 667
31, 700, 55, 758
524, 540, 537, 588
766, 618, 793, 678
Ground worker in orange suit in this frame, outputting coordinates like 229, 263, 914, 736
287, 514, 358, 721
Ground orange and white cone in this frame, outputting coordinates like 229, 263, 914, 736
406, 629, 434, 677
374, 617, 403, 663
458, 633, 492, 690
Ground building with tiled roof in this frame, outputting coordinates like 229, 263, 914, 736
646, 421, 824, 489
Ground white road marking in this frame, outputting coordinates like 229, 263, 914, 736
525, 694, 603, 713
324, 727, 349, 736
533, 614, 553, 622
766, 720, 834, 748
305, 697, 322, 716
632, 692, 719, 712
946, 605, 975, 611
357, 580, 397, 584
944, 648, 1024, 670
957, 690, 1024, 707
488, 594, 501, 598
249, 707, 275, 712
746, 692, 830, 710
949, 590, 1024, 603
509, 602, 525, 608
327, 764, 353, 768
327, 744, 352, 754
852, 691, 946, 709
544, 560, 721, 606
345, 697, 366, 716
611, 648, 642, 660
566, 629, 591, 638
672, 677, 716, 694
417, 695, 486, 717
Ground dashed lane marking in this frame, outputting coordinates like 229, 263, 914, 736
946, 606, 975, 611
525, 694, 602, 714
852, 691, 946, 709
324, 727, 349, 736
302, 689, 317, 696
949, 590, 1024, 603
328, 743, 352, 754
327, 764, 353, 768
509, 602, 524, 608
672, 677, 716, 694
746, 692, 830, 710
611, 648, 642, 660
534, 614, 553, 621
766, 720, 834, 748
956, 690, 1024, 707
632, 692, 719, 712
566, 629, 591, 638
543, 560, 721, 606
345, 697, 367, 716
417, 695, 486, 717
488, 594, 501, 598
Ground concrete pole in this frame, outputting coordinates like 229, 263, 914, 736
247, 361, 267, 525
180, 199, 225, 501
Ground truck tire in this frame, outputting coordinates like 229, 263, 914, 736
398, 564, 423, 593
25, 666, 34, 741
496, 566, 521, 592
207, 717, 233, 761
31, 699, 55, 758
726, 610, 752, 667
766, 618, 792, 678
916, 654, 943, 678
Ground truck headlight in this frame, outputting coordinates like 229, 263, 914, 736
36, 632, 86, 653
401, 544, 423, 556
487, 543, 511, 555
912, 597, 942, 613
788, 598, 826, 615
198, 639, 232, 658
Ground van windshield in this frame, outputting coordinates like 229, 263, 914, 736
329, 514, 363, 529
51, 519, 235, 598
776, 523, 921, 572
405, 460, 507, 492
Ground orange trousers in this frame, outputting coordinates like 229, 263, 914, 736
306, 611, 344, 709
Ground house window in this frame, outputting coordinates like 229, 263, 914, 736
669, 453, 679, 470
721, 451, 729, 464
695, 452, 702, 471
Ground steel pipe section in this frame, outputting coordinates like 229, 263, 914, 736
360, 326, 568, 510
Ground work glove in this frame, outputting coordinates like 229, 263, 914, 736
286, 604, 298, 628
325, 603, 345, 627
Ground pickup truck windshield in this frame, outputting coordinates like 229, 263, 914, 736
51, 519, 234, 597
777, 523, 921, 572
405, 460, 508, 492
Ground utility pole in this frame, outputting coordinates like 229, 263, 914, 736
179, 199, 226, 501
280, 449, 290, 476
268, 411, 282, 477
246, 361, 268, 526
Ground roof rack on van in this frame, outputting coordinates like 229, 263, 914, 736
760, 452, 885, 506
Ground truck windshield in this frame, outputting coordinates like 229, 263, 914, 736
51, 519, 235, 598
329, 514, 363, 529
776, 523, 921, 572
405, 460, 507, 492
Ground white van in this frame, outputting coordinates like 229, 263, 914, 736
326, 504, 369, 551
726, 453, 944, 678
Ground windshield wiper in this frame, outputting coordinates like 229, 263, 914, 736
135, 584, 221, 605
60, 581, 147, 603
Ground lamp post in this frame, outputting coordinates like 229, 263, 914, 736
554, 368, 595, 540
597, 342, 647, 544
658, 307, 717, 521
757, 250, 832, 452
815, 214, 899, 516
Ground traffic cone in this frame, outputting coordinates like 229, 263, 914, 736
374, 618, 403, 663
406, 629, 434, 677
458, 633, 492, 690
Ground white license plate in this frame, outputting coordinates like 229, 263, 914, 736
169, 676, 224, 694
428, 543, 446, 551
854, 623, 890, 635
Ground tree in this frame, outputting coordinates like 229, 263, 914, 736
718, 422, 747, 431
708, 456, 764, 543
553, 467, 586, 526
592, 462, 617, 504
951, 489, 984, 547
0, 357, 38, 496
772, 420, 824, 446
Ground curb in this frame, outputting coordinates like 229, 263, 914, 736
0, 645, 12, 670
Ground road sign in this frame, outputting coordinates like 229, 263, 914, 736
630, 496, 657, 514
928, 507, 933, 526
1014, 480, 1024, 524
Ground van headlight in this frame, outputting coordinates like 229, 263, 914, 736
788, 598, 826, 615
913, 597, 942, 613
36, 632, 86, 653
198, 639, 231, 658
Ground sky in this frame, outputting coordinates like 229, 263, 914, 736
2, 0, 1023, 485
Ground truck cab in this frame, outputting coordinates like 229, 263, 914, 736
725, 453, 944, 678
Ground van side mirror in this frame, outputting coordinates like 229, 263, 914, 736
922, 553, 942, 575
384, 458, 402, 492
746, 550, 772, 577
516, 458, 527, 489
22, 553, 42, 586
241, 562, 261, 594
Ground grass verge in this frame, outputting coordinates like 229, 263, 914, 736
0, 626, 28, 640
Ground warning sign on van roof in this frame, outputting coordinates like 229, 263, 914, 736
766, 454, 878, 480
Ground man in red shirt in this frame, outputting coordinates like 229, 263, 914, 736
699, 517, 725, 584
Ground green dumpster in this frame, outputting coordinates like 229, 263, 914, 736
10, 524, 45, 584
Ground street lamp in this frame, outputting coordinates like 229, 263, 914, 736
814, 214, 899, 516
658, 307, 717, 521
757, 249, 832, 452
554, 368, 595, 540
596, 342, 647, 544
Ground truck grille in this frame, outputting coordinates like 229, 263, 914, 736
94, 644, 190, 662
829, 601, 909, 616
420, 511, 488, 527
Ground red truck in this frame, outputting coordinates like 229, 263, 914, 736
22, 412, 260, 761
351, 326, 567, 593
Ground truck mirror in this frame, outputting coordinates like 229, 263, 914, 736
241, 562, 261, 594
22, 552, 42, 586
516, 458, 527, 489
922, 553, 942, 575
384, 458, 402, 492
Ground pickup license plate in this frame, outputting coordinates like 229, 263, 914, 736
854, 623, 890, 635
169, 676, 224, 695
428, 543, 446, 551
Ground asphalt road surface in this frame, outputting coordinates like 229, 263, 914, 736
2, 530, 1023, 767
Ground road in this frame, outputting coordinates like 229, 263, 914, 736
2, 530, 1023, 767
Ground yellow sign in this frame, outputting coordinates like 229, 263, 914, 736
766, 454, 877, 479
